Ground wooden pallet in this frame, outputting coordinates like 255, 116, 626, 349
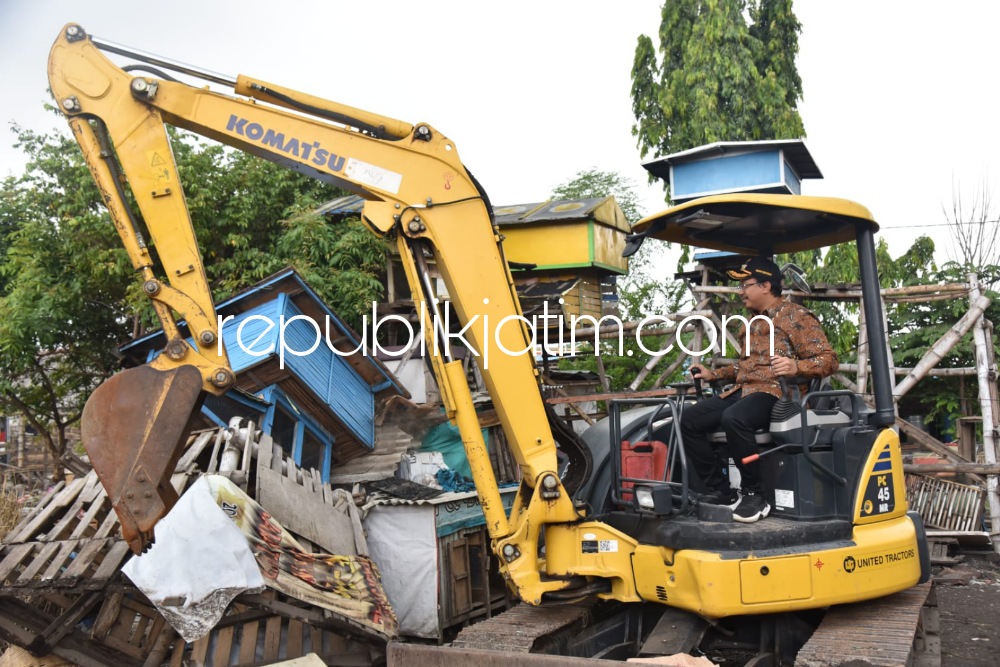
0, 431, 383, 666
0, 537, 131, 592
167, 592, 377, 667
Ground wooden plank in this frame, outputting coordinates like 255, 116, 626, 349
238, 620, 261, 664
91, 590, 124, 639
242, 595, 325, 625
98, 632, 146, 660
69, 489, 109, 540
213, 625, 235, 666
13, 542, 60, 586
6, 482, 65, 538
287, 619, 304, 658
263, 616, 283, 661
37, 540, 79, 585
189, 635, 210, 666
272, 443, 283, 473
310, 625, 322, 656
79, 471, 103, 504
168, 637, 186, 667
141, 621, 174, 667
93, 505, 121, 540
28, 592, 102, 654
143, 615, 167, 655
46, 490, 89, 542
256, 464, 359, 555
59, 538, 107, 583
0, 543, 35, 583
89, 539, 131, 585
130, 614, 150, 648
7, 479, 83, 543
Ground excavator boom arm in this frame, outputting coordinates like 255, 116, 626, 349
49, 24, 569, 565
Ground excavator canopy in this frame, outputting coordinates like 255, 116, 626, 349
627, 193, 878, 256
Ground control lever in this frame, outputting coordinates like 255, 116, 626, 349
742, 444, 796, 465
691, 369, 703, 398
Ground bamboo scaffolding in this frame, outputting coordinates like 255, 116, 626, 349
969, 273, 1000, 553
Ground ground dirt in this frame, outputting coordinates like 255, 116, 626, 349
935, 549, 1000, 666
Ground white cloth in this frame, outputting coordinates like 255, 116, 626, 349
122, 476, 265, 641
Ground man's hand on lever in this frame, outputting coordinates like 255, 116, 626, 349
769, 356, 797, 377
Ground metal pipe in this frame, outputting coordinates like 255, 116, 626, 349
856, 224, 895, 427
92, 35, 237, 87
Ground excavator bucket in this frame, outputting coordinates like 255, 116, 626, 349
81, 364, 205, 554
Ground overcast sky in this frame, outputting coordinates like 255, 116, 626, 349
2, 0, 997, 268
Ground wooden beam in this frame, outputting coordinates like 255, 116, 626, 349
905, 463, 1000, 474
545, 387, 679, 405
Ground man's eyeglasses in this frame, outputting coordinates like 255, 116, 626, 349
737, 281, 760, 293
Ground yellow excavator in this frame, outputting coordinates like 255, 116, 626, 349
49, 24, 933, 666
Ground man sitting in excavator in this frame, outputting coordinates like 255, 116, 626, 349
686, 256, 839, 523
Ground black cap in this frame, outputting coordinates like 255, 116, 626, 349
727, 256, 781, 285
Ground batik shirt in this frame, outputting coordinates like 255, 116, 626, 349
713, 297, 838, 399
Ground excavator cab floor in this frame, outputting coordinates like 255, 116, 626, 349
80, 364, 205, 554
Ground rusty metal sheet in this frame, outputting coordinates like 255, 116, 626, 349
81, 364, 205, 554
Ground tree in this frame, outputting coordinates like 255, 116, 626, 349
0, 121, 386, 472
632, 0, 806, 169
944, 178, 1000, 287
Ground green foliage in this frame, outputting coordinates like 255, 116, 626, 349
551, 168, 644, 223
779, 235, 999, 427
0, 122, 386, 462
0, 126, 134, 462
889, 259, 1000, 425
632, 0, 805, 169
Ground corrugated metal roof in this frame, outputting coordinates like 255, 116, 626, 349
328, 423, 412, 484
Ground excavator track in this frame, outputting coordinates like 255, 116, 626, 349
388, 601, 613, 666
449, 602, 595, 653
795, 582, 940, 667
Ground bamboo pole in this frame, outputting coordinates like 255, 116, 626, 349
690, 283, 969, 300
631, 295, 712, 391
904, 463, 1000, 474
568, 310, 713, 340
651, 354, 688, 390
837, 363, 979, 377
880, 296, 898, 417
833, 373, 983, 483
593, 354, 610, 393
891, 294, 991, 399
968, 273, 1000, 553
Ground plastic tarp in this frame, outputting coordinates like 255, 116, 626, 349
420, 420, 488, 479
122, 476, 265, 642
362, 504, 438, 638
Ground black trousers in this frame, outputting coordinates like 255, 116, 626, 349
680, 390, 777, 494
